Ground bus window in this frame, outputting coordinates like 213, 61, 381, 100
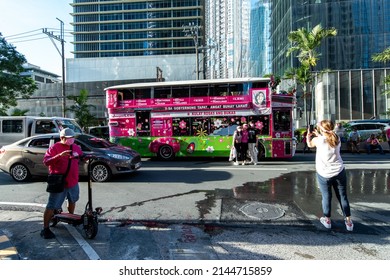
172, 86, 190, 98
190, 85, 208, 97
136, 111, 150, 136
191, 117, 209, 136
209, 117, 230, 136
229, 83, 244, 96
154, 87, 171, 99
247, 115, 270, 135
210, 84, 228, 96
120, 89, 135, 100
135, 88, 151, 99
172, 117, 190, 136
273, 110, 291, 131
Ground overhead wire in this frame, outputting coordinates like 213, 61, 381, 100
4, 28, 73, 44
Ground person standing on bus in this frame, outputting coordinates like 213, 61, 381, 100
306, 120, 354, 231
232, 126, 243, 165
247, 121, 259, 165
241, 124, 249, 165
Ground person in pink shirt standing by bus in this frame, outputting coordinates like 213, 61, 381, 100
241, 124, 249, 165
41, 128, 83, 239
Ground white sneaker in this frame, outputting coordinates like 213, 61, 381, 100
241, 162, 245, 165
233, 162, 239, 165
253, 163, 257, 165
320, 217, 331, 229
345, 219, 354, 231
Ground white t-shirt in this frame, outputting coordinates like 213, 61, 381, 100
314, 135, 344, 178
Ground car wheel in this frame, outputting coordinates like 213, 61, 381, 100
90, 163, 111, 182
10, 163, 31, 182
157, 145, 175, 160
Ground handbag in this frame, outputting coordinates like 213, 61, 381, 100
46, 146, 73, 193
229, 147, 237, 161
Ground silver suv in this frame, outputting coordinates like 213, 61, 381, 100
347, 122, 390, 141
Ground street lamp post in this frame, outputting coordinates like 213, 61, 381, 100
43, 18, 66, 117
182, 22, 201, 80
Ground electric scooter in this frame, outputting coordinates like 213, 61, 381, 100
50, 155, 103, 239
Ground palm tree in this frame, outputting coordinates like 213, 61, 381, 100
286, 24, 337, 125
372, 47, 390, 96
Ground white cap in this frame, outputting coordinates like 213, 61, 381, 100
60, 128, 75, 138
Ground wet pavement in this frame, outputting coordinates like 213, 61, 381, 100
1, 154, 390, 260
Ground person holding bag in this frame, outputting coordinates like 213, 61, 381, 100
41, 128, 83, 239
232, 126, 243, 165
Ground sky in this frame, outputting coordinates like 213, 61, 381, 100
0, 0, 73, 77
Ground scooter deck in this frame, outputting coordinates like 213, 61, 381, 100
55, 213, 82, 220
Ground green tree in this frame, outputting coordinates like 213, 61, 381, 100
0, 34, 37, 115
372, 47, 390, 96
66, 89, 96, 130
286, 24, 337, 125
11, 108, 29, 116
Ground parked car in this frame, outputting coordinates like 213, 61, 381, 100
348, 119, 390, 125
346, 122, 390, 141
87, 125, 109, 140
0, 133, 141, 182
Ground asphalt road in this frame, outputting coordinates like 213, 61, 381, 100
1, 152, 390, 261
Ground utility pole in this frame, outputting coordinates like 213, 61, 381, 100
182, 22, 201, 80
43, 18, 66, 117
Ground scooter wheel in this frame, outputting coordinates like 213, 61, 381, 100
84, 217, 98, 239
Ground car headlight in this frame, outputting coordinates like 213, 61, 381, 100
107, 153, 131, 160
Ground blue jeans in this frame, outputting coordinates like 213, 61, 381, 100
366, 144, 384, 154
316, 169, 351, 218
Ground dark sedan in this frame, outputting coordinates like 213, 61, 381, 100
0, 133, 141, 182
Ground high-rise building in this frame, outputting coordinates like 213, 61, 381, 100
249, 0, 272, 77
67, 0, 205, 82
205, 0, 251, 79
270, 0, 390, 121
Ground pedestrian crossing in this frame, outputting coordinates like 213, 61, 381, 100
0, 230, 19, 260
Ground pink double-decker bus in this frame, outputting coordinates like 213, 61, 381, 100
105, 78, 296, 160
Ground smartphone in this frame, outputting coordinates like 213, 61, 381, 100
309, 125, 314, 133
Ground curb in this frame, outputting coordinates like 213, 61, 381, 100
0, 229, 19, 260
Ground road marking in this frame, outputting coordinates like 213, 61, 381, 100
207, 167, 288, 171
0, 202, 46, 208
64, 224, 101, 260
144, 167, 288, 171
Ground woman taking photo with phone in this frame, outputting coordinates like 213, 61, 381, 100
306, 120, 354, 231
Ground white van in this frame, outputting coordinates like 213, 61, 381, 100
0, 116, 83, 147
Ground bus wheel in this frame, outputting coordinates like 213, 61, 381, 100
158, 145, 175, 160
257, 144, 265, 160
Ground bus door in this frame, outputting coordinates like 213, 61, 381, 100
272, 109, 293, 157
135, 111, 151, 136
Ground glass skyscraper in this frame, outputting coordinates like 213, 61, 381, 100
71, 0, 204, 58
270, 0, 390, 121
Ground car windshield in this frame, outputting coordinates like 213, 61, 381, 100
77, 134, 116, 148
55, 119, 83, 133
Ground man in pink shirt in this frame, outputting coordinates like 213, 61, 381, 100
365, 134, 384, 154
41, 128, 83, 239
